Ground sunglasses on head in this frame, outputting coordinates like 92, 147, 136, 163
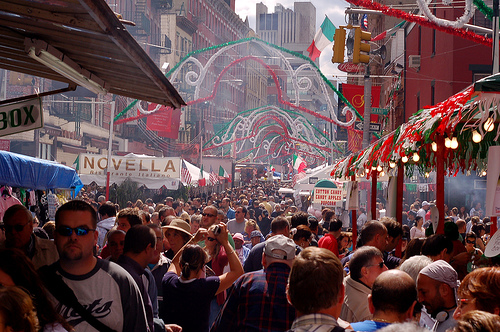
55, 226, 96, 237
202, 213, 216, 217
4, 221, 30, 233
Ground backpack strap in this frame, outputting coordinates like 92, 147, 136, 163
39, 264, 116, 332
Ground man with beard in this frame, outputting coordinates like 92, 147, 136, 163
417, 260, 459, 332
40, 200, 149, 332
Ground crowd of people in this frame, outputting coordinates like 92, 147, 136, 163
0, 184, 499, 332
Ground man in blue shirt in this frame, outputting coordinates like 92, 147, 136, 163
351, 270, 417, 332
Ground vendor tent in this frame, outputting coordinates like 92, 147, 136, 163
0, 151, 83, 192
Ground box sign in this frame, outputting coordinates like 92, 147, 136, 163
313, 188, 343, 206
79, 153, 180, 179
0, 98, 43, 137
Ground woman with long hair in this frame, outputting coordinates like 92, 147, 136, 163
0, 248, 72, 331
161, 224, 243, 332
410, 216, 425, 239
0, 286, 40, 332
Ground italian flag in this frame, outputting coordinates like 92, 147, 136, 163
372, 21, 405, 41
219, 165, 231, 182
293, 154, 307, 173
199, 164, 206, 187
307, 16, 336, 62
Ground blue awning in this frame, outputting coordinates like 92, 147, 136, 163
0, 151, 83, 193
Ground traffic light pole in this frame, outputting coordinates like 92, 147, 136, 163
362, 65, 371, 148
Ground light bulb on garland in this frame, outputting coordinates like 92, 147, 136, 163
377, 165, 382, 172
372, 166, 377, 171
451, 137, 458, 149
482, 170, 487, 176
472, 130, 482, 143
389, 161, 396, 168
425, 172, 430, 178
402, 156, 408, 163
413, 152, 420, 162
431, 142, 437, 152
484, 117, 495, 132
444, 137, 452, 148
380, 171, 385, 177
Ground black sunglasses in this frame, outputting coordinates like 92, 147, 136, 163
202, 213, 216, 217
466, 239, 476, 244
56, 226, 96, 237
207, 237, 216, 242
5, 221, 30, 233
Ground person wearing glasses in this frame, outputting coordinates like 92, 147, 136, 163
162, 223, 243, 332
453, 267, 500, 320
2, 204, 58, 269
340, 246, 388, 323
44, 200, 149, 332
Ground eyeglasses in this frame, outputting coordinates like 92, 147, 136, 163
466, 239, 476, 244
206, 237, 216, 242
202, 213, 216, 217
55, 226, 96, 237
366, 262, 385, 269
5, 221, 31, 233
457, 298, 472, 308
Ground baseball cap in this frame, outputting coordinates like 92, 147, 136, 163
422, 201, 430, 207
250, 230, 262, 238
264, 235, 296, 260
233, 233, 244, 242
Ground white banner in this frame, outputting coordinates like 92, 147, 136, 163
79, 153, 180, 179
313, 188, 343, 206
346, 181, 359, 210
485, 146, 500, 217
0, 98, 43, 137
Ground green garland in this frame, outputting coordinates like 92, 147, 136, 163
474, 0, 493, 20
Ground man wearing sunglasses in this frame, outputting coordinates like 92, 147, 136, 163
46, 200, 149, 332
2, 204, 58, 269
340, 246, 388, 323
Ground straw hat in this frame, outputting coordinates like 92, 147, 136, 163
161, 219, 192, 238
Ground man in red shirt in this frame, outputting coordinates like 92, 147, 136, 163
318, 220, 343, 257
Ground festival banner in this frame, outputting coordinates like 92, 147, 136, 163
146, 104, 182, 139
342, 84, 382, 152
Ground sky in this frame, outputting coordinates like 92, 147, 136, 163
235, 0, 350, 79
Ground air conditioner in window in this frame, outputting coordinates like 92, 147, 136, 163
408, 55, 421, 68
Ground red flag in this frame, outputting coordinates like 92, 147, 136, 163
146, 104, 182, 139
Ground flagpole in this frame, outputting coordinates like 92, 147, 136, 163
105, 101, 115, 201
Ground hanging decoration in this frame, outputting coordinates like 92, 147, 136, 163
114, 37, 370, 164
345, 0, 492, 47
473, 0, 493, 20
416, 0, 475, 29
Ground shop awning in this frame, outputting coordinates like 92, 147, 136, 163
0, 150, 83, 191
0, 0, 185, 108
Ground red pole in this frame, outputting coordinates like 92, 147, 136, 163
351, 175, 357, 249
372, 171, 378, 220
436, 135, 445, 234
491, 216, 497, 236
395, 164, 404, 257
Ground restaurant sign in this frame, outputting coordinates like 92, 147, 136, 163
79, 153, 180, 179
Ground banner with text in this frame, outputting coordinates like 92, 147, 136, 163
79, 153, 180, 179
0, 97, 43, 137
342, 84, 381, 153
313, 188, 343, 207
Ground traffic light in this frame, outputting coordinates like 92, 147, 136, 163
332, 28, 346, 64
352, 27, 371, 64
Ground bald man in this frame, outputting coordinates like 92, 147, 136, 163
351, 270, 417, 331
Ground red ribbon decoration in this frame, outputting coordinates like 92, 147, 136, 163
346, 0, 492, 47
